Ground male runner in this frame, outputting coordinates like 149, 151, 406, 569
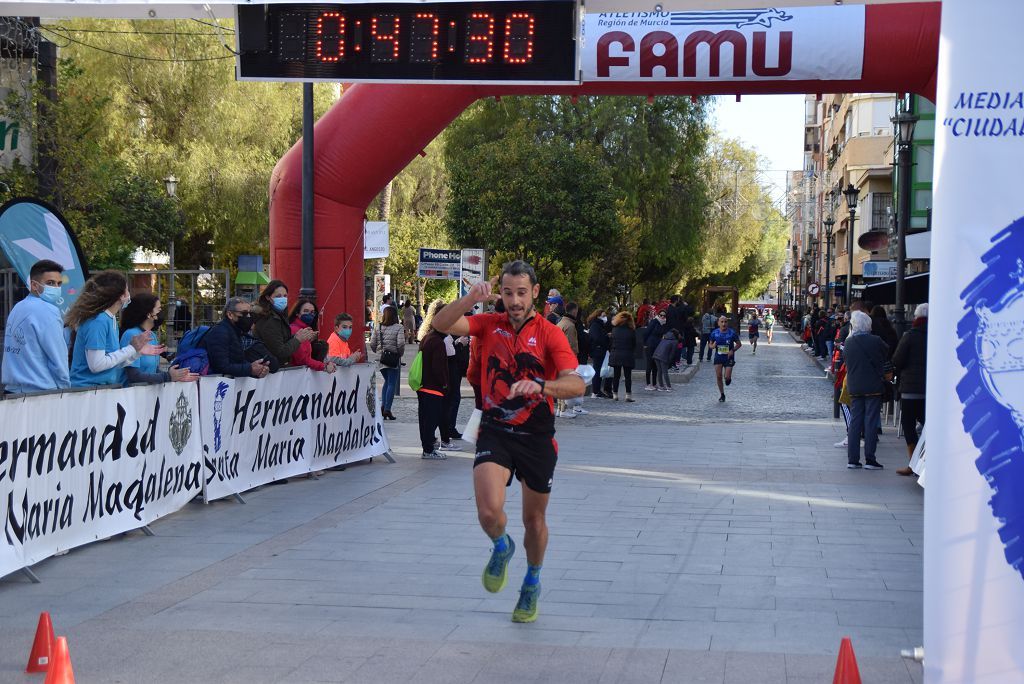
709, 315, 742, 402
747, 311, 761, 355
763, 308, 775, 344
430, 260, 585, 623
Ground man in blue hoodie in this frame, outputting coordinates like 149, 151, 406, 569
2, 259, 70, 394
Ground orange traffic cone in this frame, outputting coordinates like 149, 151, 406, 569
832, 636, 862, 684
43, 637, 75, 684
25, 611, 55, 673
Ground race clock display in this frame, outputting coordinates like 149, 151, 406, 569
235, 2, 578, 84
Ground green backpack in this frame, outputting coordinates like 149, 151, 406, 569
408, 351, 424, 391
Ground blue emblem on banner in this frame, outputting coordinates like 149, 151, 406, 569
669, 8, 793, 28
0, 198, 89, 317
957, 216, 1024, 581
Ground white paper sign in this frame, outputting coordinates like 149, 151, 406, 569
0, 384, 203, 578
582, 6, 864, 82
200, 365, 388, 502
364, 221, 389, 259
925, 1, 1024, 682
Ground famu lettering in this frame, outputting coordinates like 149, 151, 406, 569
596, 29, 792, 78
0, 400, 160, 483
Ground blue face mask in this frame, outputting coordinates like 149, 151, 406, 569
339, 328, 352, 340
300, 312, 316, 326
37, 283, 61, 306
272, 296, 288, 312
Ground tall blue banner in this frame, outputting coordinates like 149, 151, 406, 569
0, 198, 89, 316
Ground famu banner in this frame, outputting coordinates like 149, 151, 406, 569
200, 365, 388, 502
581, 5, 864, 82
0, 384, 202, 579
926, 1, 1024, 682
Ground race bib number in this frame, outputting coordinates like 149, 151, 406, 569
717, 345, 731, 354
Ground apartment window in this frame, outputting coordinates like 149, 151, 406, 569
872, 192, 892, 232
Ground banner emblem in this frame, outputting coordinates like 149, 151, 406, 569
169, 392, 194, 456
957, 217, 1024, 580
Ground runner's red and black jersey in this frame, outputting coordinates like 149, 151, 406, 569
467, 312, 578, 434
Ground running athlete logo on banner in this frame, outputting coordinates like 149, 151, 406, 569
581, 5, 864, 82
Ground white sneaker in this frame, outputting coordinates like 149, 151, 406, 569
834, 438, 848, 448
644, 385, 655, 391
573, 406, 589, 415
560, 410, 575, 419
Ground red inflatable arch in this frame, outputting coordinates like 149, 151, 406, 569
268, 1, 940, 348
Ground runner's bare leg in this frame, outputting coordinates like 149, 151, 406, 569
474, 463, 511, 538
521, 486, 551, 566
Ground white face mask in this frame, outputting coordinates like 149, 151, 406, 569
600, 316, 607, 323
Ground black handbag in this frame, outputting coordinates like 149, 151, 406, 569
380, 349, 401, 368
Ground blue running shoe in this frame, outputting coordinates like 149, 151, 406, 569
482, 536, 515, 593
512, 582, 540, 623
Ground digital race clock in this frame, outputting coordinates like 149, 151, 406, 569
235, 2, 578, 84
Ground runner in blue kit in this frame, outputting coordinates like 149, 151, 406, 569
709, 315, 742, 402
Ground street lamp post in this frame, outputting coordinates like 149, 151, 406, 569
163, 174, 179, 329
823, 216, 835, 309
892, 110, 919, 334
843, 183, 859, 306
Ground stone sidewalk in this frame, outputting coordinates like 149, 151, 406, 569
0, 334, 923, 683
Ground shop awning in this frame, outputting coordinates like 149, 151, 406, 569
860, 272, 930, 305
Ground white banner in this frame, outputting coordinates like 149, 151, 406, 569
364, 221, 389, 260
581, 6, 864, 82
201, 365, 388, 501
926, 1, 1024, 683
1, 384, 203, 578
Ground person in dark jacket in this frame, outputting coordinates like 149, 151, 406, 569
652, 329, 679, 391
417, 300, 452, 459
892, 303, 927, 475
643, 310, 667, 390
608, 311, 637, 401
870, 305, 900, 359
253, 280, 317, 367
665, 295, 686, 368
587, 309, 611, 398
205, 298, 270, 378
843, 311, 891, 469
681, 316, 699, 365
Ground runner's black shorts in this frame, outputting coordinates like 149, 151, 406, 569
714, 354, 736, 367
474, 426, 558, 494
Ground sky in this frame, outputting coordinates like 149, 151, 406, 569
711, 94, 806, 208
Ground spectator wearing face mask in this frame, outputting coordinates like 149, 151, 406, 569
119, 293, 198, 384
326, 312, 364, 367
253, 280, 317, 367
1, 259, 70, 394
204, 298, 270, 378
287, 298, 336, 373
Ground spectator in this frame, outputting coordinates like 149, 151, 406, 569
643, 309, 668, 391
204, 298, 270, 378
870, 305, 900, 360
636, 298, 656, 328
402, 300, 417, 344
369, 306, 404, 421
287, 298, 336, 373
699, 309, 716, 361
892, 303, 928, 476
555, 301, 582, 418
66, 271, 164, 387
1, 259, 70, 394
652, 328, 679, 392
843, 311, 890, 469
608, 311, 637, 402
380, 293, 393, 316
448, 328, 470, 438
253, 280, 317, 368
665, 295, 686, 369
326, 312, 364, 367
416, 300, 452, 459
586, 309, 611, 398
119, 293, 198, 384
543, 289, 564, 319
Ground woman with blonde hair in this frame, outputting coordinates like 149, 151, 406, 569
66, 270, 165, 387
608, 311, 637, 401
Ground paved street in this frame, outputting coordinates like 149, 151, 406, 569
0, 331, 923, 683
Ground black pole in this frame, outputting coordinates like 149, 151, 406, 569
847, 209, 856, 305
893, 143, 911, 335
824, 232, 832, 309
35, 35, 58, 202
300, 82, 316, 301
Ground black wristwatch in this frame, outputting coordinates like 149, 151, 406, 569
532, 376, 546, 393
